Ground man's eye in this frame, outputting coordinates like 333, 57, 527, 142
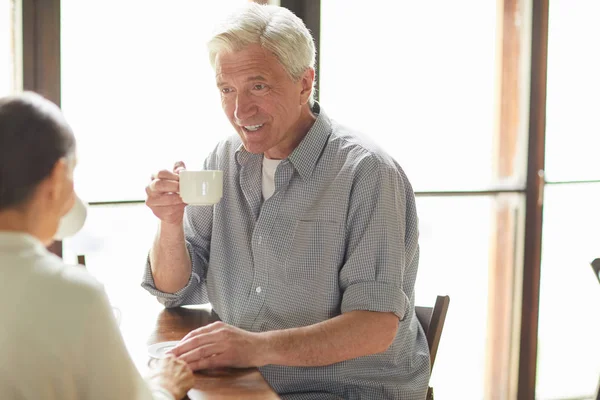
221, 88, 233, 94
253, 84, 266, 90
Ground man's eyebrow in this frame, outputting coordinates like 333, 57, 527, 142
246, 75, 267, 82
216, 76, 267, 88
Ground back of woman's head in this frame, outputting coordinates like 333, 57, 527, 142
0, 92, 75, 211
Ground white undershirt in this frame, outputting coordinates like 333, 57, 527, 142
262, 157, 282, 201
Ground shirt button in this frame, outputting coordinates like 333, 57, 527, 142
258, 235, 262, 244
255, 286, 262, 294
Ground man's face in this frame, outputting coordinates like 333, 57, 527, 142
215, 44, 313, 159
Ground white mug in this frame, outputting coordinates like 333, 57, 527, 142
178, 170, 223, 206
54, 194, 88, 240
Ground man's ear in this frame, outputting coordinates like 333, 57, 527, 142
299, 67, 315, 105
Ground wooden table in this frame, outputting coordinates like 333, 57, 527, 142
118, 300, 280, 399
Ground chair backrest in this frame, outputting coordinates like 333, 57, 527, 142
77, 255, 86, 267
592, 260, 600, 400
591, 259, 600, 285
415, 295, 450, 371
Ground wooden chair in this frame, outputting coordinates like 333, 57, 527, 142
591, 258, 600, 285
591, 260, 600, 400
415, 295, 450, 400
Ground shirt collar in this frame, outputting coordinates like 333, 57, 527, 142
235, 103, 333, 180
0, 231, 47, 255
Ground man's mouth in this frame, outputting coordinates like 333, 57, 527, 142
243, 124, 264, 132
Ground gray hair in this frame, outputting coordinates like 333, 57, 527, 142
207, 3, 316, 106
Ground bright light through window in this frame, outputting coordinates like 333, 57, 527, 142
320, 0, 498, 192
544, 0, 600, 182
61, 0, 248, 202
0, 0, 15, 96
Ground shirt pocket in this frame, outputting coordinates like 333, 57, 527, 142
285, 219, 345, 285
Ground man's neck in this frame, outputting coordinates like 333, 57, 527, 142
264, 105, 317, 160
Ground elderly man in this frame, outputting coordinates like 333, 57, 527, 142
143, 3, 429, 399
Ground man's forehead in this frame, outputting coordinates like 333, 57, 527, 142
215, 65, 273, 83
214, 46, 283, 80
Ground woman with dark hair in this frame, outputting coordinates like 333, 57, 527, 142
0, 92, 194, 400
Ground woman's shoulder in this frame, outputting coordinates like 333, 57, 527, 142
32, 251, 107, 306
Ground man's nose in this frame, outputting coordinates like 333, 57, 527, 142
234, 91, 256, 122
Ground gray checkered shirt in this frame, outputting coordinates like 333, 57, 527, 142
143, 104, 430, 399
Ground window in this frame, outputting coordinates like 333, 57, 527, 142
0, 0, 15, 95
61, 0, 248, 203
320, 0, 502, 192
536, 1, 600, 398
320, 1, 528, 398
544, 1, 600, 183
415, 196, 495, 398
60, 0, 250, 362
537, 184, 600, 399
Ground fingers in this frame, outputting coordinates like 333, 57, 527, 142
170, 327, 223, 357
152, 160, 188, 181
148, 179, 180, 195
152, 169, 180, 182
180, 321, 223, 342
173, 161, 187, 174
178, 342, 226, 364
146, 163, 187, 212
187, 353, 228, 371
156, 355, 195, 398
158, 355, 193, 376
161, 354, 188, 368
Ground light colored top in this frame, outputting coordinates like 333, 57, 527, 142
0, 231, 173, 400
262, 157, 282, 201
143, 103, 430, 399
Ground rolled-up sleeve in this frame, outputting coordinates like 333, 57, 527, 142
141, 204, 213, 308
340, 157, 411, 321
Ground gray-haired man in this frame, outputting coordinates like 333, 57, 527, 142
143, 4, 430, 399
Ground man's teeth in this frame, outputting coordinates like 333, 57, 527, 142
244, 124, 263, 132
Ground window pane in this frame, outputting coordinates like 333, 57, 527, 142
536, 183, 600, 398
63, 204, 156, 306
320, 1, 498, 191
0, 0, 15, 95
61, 1, 247, 202
415, 196, 496, 399
545, 1, 600, 181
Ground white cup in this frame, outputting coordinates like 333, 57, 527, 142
178, 170, 223, 205
54, 194, 88, 240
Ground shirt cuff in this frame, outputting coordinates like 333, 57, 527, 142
341, 281, 410, 321
140, 250, 201, 308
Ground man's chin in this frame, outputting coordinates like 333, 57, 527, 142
241, 140, 269, 155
